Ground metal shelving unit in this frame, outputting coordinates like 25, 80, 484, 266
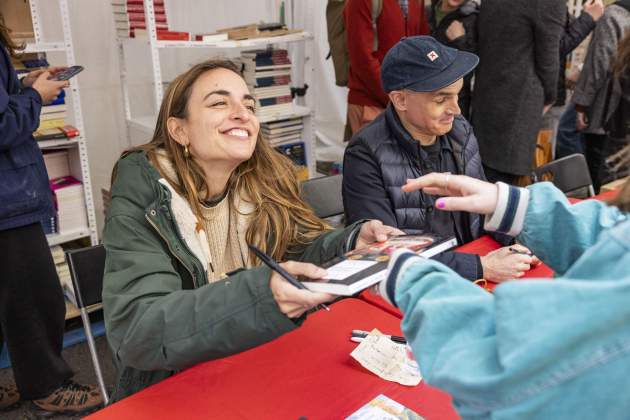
117, 0, 316, 177
27, 0, 98, 247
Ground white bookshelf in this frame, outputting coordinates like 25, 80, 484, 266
116, 0, 316, 178
24, 0, 98, 247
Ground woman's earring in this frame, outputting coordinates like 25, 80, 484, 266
183, 144, 190, 158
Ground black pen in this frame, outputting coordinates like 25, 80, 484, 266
508, 247, 533, 256
351, 329, 407, 344
248, 244, 330, 312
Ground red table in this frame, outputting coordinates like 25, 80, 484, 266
87, 299, 459, 420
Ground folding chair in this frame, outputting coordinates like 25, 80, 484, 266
301, 174, 344, 219
65, 245, 109, 405
532, 153, 595, 197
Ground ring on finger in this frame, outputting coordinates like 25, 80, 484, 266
444, 172, 451, 190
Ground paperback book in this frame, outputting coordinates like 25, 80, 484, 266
301, 234, 457, 295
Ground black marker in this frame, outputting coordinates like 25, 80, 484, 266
248, 244, 330, 312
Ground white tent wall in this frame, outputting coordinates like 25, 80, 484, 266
39, 0, 346, 234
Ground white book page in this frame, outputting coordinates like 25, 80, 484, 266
323, 260, 378, 280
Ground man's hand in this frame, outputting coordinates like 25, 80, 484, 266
584, 0, 604, 22
354, 220, 404, 250
480, 245, 539, 282
446, 20, 465, 41
576, 110, 588, 131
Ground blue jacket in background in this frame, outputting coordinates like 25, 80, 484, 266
382, 182, 629, 419
0, 45, 53, 231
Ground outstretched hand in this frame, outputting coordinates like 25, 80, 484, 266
354, 220, 404, 250
402, 173, 499, 215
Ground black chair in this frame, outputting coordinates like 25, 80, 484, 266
65, 245, 109, 405
301, 174, 344, 219
532, 153, 595, 197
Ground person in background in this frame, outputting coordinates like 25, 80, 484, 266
427, 0, 479, 118
555, 0, 605, 159
0, 16, 103, 416
103, 59, 400, 400
343, 36, 537, 284
472, 0, 566, 184
573, 0, 630, 191
376, 145, 630, 418
344, 0, 429, 136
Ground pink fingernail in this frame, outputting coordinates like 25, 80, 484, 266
436, 200, 445, 209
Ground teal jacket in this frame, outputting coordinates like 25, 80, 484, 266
380, 182, 629, 419
103, 152, 363, 401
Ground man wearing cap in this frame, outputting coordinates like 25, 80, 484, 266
343, 36, 536, 283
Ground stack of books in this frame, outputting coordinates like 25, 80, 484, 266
216, 22, 299, 40
111, 0, 168, 38
241, 48, 294, 120
261, 116, 307, 180
50, 245, 72, 293
43, 150, 70, 180
50, 176, 89, 233
39, 97, 67, 131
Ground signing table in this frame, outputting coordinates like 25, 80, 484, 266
87, 298, 459, 420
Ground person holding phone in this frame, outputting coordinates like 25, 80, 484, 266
0, 16, 103, 415
375, 148, 630, 418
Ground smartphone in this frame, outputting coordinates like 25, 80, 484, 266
51, 65, 84, 81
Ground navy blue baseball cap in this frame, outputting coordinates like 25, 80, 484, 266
381, 36, 479, 93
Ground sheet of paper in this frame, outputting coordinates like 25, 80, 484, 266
324, 259, 378, 280
350, 329, 422, 386
346, 394, 425, 420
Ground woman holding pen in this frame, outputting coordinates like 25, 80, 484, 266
103, 59, 401, 400
0, 16, 102, 415
376, 145, 630, 418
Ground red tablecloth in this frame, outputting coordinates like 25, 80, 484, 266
87, 299, 459, 420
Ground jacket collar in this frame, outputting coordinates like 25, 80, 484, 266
384, 104, 453, 162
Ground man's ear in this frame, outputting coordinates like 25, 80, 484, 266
389, 90, 407, 112
167, 116, 187, 147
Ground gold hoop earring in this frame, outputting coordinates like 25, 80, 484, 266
183, 144, 190, 158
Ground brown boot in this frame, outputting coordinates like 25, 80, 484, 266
32, 380, 103, 417
0, 384, 20, 411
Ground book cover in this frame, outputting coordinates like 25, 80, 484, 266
194, 32, 228, 42
301, 234, 457, 296
38, 118, 65, 130
346, 394, 424, 420
275, 141, 305, 166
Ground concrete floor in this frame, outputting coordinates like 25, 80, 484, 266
0, 335, 115, 419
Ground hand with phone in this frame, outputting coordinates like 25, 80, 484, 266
49, 65, 84, 81
32, 71, 69, 104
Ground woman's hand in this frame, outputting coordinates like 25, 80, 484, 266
480, 244, 539, 282
354, 220, 404, 250
269, 261, 335, 318
32, 71, 69, 104
403, 173, 499, 215
576, 111, 588, 131
21, 67, 66, 88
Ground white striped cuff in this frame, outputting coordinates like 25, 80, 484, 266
484, 182, 530, 237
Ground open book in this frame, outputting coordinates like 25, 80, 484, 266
302, 234, 457, 296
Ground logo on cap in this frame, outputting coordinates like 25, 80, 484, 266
427, 51, 439, 62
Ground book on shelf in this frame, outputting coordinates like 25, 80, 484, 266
133, 29, 191, 40
261, 123, 303, 136
194, 32, 228, 43
41, 104, 67, 115
50, 176, 89, 233
216, 22, 301, 40
116, 20, 168, 31
50, 245, 73, 292
34, 125, 80, 142
263, 116, 304, 129
40, 111, 67, 122
267, 133, 302, 146
111, 4, 165, 14
254, 85, 291, 97
301, 234, 458, 296
256, 103, 294, 119
127, 12, 167, 23
111, 0, 164, 5
43, 150, 70, 180
39, 118, 66, 130
275, 141, 306, 167
259, 96, 293, 107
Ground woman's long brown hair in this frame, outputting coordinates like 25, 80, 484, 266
0, 15, 24, 58
609, 143, 630, 212
613, 30, 630, 78
113, 59, 331, 261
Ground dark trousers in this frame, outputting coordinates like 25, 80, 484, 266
585, 134, 630, 193
483, 164, 518, 185
555, 105, 586, 159
0, 223, 72, 399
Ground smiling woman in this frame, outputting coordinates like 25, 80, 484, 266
102, 59, 401, 401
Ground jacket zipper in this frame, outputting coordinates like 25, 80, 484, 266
145, 213, 198, 288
